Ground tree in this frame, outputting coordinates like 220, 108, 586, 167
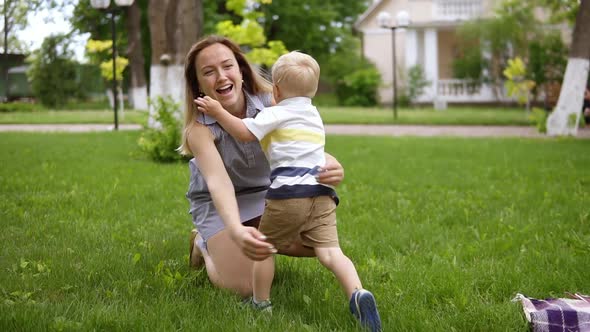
454, 0, 539, 99
71, 0, 149, 110
147, 0, 202, 122
27, 34, 78, 107
546, 0, 590, 136
255, 0, 372, 105
126, 0, 148, 110
1, 0, 44, 54
259, 0, 368, 63
528, 32, 567, 106
537, 0, 580, 24
215, 0, 288, 67
86, 39, 129, 110
322, 35, 381, 106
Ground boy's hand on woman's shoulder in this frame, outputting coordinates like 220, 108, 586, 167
194, 96, 223, 117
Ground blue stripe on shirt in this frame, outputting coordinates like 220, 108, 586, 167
266, 184, 339, 205
269, 166, 321, 182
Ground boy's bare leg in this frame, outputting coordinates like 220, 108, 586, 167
316, 247, 382, 331
314, 247, 362, 298
252, 256, 275, 302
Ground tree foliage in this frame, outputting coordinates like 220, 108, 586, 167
322, 35, 381, 106
86, 39, 129, 82
258, 0, 368, 63
454, 0, 570, 100
27, 34, 78, 107
215, 0, 287, 67
503, 57, 535, 109
253, 0, 374, 105
528, 32, 567, 91
1, 0, 44, 53
70, 0, 150, 66
536, 0, 580, 24
63, 0, 371, 105
407, 65, 431, 103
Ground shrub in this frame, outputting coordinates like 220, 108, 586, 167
0, 102, 43, 113
397, 93, 411, 108
529, 107, 548, 133
138, 97, 186, 163
322, 36, 382, 106
337, 67, 381, 107
406, 65, 430, 103
452, 45, 485, 80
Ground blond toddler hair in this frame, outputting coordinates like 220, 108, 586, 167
271, 51, 320, 99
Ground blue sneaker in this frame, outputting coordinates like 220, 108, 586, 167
241, 297, 272, 313
350, 289, 382, 331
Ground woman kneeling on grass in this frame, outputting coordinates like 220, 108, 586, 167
178, 36, 344, 296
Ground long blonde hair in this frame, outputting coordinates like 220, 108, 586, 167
178, 35, 272, 155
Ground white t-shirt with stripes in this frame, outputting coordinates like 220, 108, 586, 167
242, 96, 337, 201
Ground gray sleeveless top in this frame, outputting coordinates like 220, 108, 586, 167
186, 92, 273, 240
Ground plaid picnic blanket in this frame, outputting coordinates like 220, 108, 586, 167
514, 293, 590, 332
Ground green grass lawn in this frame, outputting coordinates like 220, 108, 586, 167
319, 106, 533, 125
1, 132, 588, 331
0, 110, 149, 126
0, 106, 533, 126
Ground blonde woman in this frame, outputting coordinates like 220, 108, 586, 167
180, 36, 344, 297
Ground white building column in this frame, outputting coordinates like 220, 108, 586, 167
423, 28, 439, 100
405, 29, 418, 68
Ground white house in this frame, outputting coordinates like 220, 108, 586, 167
354, 0, 570, 106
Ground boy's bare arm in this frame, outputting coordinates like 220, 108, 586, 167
215, 111, 257, 142
194, 96, 256, 142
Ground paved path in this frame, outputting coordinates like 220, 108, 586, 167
0, 123, 589, 138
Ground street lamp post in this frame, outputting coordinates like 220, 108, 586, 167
90, 0, 134, 131
377, 11, 410, 120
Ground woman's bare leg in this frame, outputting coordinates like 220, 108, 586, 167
202, 229, 255, 297
199, 233, 314, 297
194, 216, 315, 297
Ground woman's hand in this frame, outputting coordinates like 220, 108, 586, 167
229, 225, 277, 261
317, 153, 344, 186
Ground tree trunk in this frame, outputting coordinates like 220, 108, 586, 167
147, 0, 202, 126
547, 0, 590, 136
126, 1, 148, 110
3, 2, 8, 54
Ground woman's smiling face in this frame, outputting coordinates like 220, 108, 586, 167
195, 43, 244, 114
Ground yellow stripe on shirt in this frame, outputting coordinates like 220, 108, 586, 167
260, 128, 325, 152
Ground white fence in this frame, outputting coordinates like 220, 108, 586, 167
412, 79, 510, 104
435, 0, 483, 20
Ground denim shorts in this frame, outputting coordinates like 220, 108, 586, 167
190, 190, 267, 249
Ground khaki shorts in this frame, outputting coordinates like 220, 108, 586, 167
259, 196, 339, 250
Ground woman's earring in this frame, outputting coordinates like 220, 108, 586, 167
198, 91, 205, 97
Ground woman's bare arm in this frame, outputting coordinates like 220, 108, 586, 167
186, 122, 275, 260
